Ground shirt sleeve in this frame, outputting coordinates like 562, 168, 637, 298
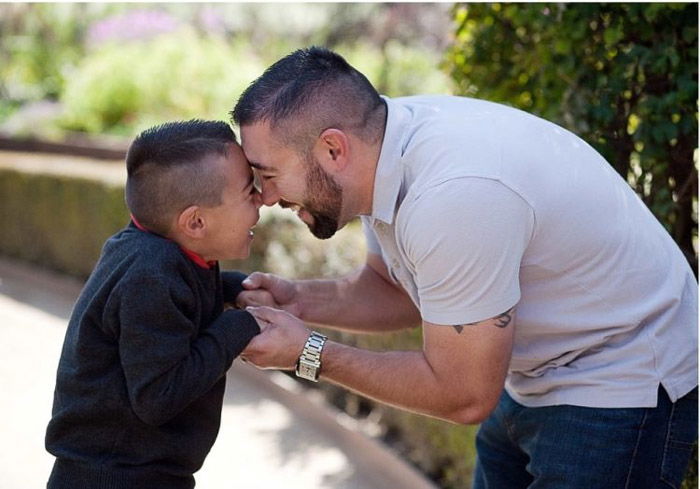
221, 270, 248, 303
115, 273, 259, 426
401, 177, 534, 326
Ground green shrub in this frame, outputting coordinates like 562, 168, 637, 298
343, 41, 454, 97
59, 30, 267, 135
58, 48, 143, 134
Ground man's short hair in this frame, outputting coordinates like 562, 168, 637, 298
231, 46, 385, 152
125, 119, 237, 236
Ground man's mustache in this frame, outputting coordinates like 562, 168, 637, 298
278, 200, 297, 209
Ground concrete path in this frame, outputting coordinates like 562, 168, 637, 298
0, 257, 438, 489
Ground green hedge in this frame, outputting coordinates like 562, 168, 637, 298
0, 168, 126, 277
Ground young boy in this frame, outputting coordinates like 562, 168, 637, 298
45, 120, 263, 489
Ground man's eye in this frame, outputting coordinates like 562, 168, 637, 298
252, 173, 262, 192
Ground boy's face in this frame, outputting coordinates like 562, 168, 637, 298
198, 144, 261, 261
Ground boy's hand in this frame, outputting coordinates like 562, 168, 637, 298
237, 272, 301, 317
241, 306, 310, 370
248, 313, 272, 333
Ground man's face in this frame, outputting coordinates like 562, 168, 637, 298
240, 122, 343, 239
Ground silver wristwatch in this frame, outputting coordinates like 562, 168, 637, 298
295, 331, 327, 382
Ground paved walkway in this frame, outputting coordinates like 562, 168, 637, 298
0, 257, 438, 489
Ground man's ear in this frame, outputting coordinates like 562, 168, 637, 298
315, 128, 349, 172
176, 205, 206, 239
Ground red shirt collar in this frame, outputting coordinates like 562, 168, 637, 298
130, 214, 216, 270
179, 247, 217, 270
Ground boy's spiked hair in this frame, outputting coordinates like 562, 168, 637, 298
125, 119, 237, 236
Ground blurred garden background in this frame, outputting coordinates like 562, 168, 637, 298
0, 3, 697, 488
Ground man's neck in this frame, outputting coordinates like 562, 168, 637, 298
356, 101, 388, 217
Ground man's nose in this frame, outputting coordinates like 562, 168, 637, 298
260, 180, 280, 207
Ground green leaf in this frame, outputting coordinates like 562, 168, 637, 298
603, 25, 623, 45
682, 25, 697, 43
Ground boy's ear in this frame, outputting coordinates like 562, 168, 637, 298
314, 128, 349, 172
176, 205, 206, 239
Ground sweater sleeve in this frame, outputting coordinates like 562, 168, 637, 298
221, 270, 248, 303
115, 274, 260, 426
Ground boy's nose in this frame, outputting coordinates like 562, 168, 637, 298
252, 190, 263, 209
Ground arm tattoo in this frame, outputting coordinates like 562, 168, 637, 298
452, 307, 515, 333
494, 308, 514, 328
452, 320, 477, 334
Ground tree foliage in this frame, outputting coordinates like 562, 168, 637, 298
447, 3, 698, 272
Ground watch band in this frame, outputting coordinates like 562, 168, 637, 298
295, 331, 327, 382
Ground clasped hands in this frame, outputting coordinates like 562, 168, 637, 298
236, 272, 311, 371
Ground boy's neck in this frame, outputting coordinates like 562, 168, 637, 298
131, 215, 216, 269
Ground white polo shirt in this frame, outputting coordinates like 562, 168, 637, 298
361, 95, 698, 408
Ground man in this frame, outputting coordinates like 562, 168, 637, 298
231, 47, 698, 488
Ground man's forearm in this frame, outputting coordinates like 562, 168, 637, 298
241, 305, 513, 425
295, 265, 421, 332
318, 341, 488, 424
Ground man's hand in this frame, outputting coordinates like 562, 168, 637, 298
241, 306, 310, 370
236, 272, 301, 316
234, 288, 278, 310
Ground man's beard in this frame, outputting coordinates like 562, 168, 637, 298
280, 154, 343, 240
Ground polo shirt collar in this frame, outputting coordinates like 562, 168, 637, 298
369, 96, 411, 225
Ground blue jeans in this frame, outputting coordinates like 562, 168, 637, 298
473, 386, 698, 489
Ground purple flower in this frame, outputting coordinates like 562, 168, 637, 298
198, 6, 225, 34
87, 9, 181, 45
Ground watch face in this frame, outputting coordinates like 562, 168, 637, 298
298, 361, 318, 380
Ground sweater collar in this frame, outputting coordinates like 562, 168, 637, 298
130, 214, 216, 270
